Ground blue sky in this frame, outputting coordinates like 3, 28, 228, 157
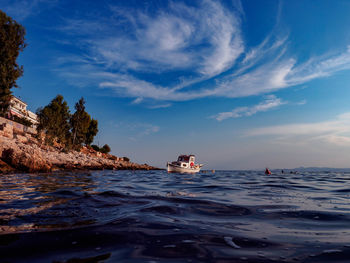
3, 0, 350, 169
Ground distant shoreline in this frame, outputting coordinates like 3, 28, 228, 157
0, 119, 160, 174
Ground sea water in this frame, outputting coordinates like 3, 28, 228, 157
1, 170, 350, 262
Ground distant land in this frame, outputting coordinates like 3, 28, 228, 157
275, 167, 350, 173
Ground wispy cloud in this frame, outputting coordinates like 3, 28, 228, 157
245, 112, 350, 146
131, 97, 143, 104
296, 99, 307, 105
213, 95, 285, 121
129, 123, 160, 141
130, 97, 171, 109
52, 0, 350, 103
57, 0, 242, 76
112, 121, 160, 141
287, 45, 350, 85
148, 103, 172, 109
2, 0, 57, 21
141, 124, 160, 136
202, 39, 350, 99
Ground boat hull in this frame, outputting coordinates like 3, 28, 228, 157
167, 163, 201, 173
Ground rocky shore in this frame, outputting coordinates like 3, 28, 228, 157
0, 121, 159, 173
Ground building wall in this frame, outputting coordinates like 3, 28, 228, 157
8, 96, 39, 126
27, 110, 38, 124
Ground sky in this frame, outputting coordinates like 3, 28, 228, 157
2, 0, 350, 170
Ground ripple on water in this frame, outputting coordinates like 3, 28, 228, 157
0, 170, 350, 262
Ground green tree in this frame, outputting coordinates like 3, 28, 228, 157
12, 115, 33, 127
100, 144, 111, 154
70, 97, 91, 146
85, 118, 98, 145
0, 10, 26, 116
37, 95, 71, 145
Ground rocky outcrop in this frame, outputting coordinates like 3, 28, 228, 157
0, 159, 15, 173
0, 123, 13, 138
1, 147, 51, 172
0, 127, 159, 174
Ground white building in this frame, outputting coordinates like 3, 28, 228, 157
8, 96, 39, 126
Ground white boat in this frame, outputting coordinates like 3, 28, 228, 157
167, 154, 203, 173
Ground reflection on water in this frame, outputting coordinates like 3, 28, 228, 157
1, 170, 350, 262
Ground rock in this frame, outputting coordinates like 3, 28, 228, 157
14, 134, 28, 143
108, 155, 119, 161
1, 147, 51, 173
0, 159, 15, 173
0, 131, 160, 174
0, 123, 13, 139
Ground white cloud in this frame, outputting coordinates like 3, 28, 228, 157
99, 75, 174, 100
2, 0, 57, 21
296, 99, 307, 105
131, 98, 172, 109
213, 95, 285, 121
245, 112, 350, 146
197, 0, 243, 76
211, 58, 295, 98
142, 125, 160, 136
129, 123, 160, 140
206, 39, 350, 99
53, 1, 350, 104
132, 97, 143, 104
111, 121, 160, 141
58, 0, 243, 76
54, 0, 245, 99
148, 103, 172, 109
286, 45, 350, 85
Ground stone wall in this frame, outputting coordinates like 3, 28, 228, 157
0, 116, 37, 135
0, 123, 13, 139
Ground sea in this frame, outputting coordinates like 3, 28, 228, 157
1, 170, 350, 263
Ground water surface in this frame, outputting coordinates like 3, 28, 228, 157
1, 170, 350, 262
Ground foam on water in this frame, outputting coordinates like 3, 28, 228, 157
1, 170, 350, 262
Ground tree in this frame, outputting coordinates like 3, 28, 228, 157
0, 10, 26, 116
100, 144, 111, 154
85, 118, 98, 145
70, 97, 91, 146
36, 95, 71, 145
12, 115, 33, 127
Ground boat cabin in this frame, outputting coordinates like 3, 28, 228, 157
167, 154, 202, 173
176, 155, 195, 168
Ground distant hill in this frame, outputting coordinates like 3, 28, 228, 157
276, 167, 350, 173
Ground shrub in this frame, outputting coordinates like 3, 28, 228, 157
12, 115, 33, 127
100, 144, 111, 154
91, 144, 100, 151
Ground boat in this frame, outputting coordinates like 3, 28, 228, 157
167, 154, 203, 173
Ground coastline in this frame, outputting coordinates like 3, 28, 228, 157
0, 121, 160, 174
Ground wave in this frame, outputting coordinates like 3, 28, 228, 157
1, 170, 350, 262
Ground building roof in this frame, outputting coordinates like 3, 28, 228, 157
11, 95, 27, 106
